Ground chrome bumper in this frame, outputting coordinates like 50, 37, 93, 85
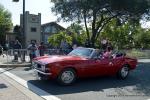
34, 69, 52, 75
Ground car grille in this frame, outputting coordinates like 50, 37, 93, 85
34, 63, 49, 73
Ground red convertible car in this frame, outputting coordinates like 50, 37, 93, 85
32, 47, 137, 85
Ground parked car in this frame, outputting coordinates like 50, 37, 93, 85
32, 47, 137, 85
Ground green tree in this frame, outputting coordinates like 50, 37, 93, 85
67, 23, 87, 45
101, 18, 143, 49
51, 0, 150, 47
48, 31, 72, 48
0, 4, 12, 44
133, 29, 150, 49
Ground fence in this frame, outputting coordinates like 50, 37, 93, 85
1, 49, 150, 63
3, 49, 72, 63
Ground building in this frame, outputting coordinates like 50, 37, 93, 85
41, 22, 66, 44
20, 11, 41, 47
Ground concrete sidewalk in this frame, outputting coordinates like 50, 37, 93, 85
0, 74, 44, 100
0, 75, 31, 100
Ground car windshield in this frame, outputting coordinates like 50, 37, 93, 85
68, 48, 93, 58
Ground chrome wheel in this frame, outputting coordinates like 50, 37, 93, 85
61, 71, 75, 84
120, 66, 129, 78
117, 65, 130, 79
57, 68, 76, 85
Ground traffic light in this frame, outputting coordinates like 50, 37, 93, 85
13, 0, 19, 2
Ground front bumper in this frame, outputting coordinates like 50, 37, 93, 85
32, 61, 51, 76
34, 69, 52, 75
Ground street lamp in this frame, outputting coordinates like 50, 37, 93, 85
13, 0, 25, 48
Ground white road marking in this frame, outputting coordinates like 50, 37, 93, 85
147, 99, 150, 100
0, 68, 61, 100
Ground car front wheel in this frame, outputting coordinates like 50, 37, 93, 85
117, 65, 129, 79
57, 68, 76, 85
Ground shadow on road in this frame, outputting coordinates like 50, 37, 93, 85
27, 62, 150, 96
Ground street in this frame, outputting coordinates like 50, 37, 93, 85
1, 60, 150, 100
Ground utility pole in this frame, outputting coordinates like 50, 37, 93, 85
13, 0, 25, 48
13, 0, 26, 62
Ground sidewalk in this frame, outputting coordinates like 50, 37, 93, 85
0, 55, 31, 68
0, 75, 31, 100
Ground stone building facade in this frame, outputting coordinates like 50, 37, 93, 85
20, 11, 41, 47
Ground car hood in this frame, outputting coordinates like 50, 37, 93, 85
34, 55, 87, 65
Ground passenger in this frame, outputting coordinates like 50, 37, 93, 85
103, 46, 112, 59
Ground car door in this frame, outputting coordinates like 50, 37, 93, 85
93, 58, 114, 76
81, 58, 113, 77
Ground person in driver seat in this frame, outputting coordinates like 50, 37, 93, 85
103, 46, 112, 59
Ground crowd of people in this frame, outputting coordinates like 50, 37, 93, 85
0, 40, 46, 62
0, 38, 114, 62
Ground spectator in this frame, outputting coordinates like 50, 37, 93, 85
13, 40, 22, 61
107, 41, 113, 50
0, 44, 4, 57
60, 40, 69, 54
101, 39, 108, 50
72, 44, 78, 50
38, 42, 46, 56
5, 41, 9, 52
27, 42, 38, 62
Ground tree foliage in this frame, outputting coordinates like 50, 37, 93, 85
0, 4, 12, 45
48, 31, 72, 48
133, 29, 150, 49
101, 18, 150, 49
51, 0, 150, 47
67, 23, 87, 45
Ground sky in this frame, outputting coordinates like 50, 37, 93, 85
0, 0, 70, 28
0, 0, 150, 28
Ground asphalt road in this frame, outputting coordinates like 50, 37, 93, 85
4, 61, 150, 100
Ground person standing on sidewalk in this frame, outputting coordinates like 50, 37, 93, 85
38, 42, 46, 56
13, 40, 22, 61
27, 42, 38, 62
0, 44, 4, 57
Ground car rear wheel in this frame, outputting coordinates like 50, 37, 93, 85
57, 68, 76, 85
117, 65, 129, 79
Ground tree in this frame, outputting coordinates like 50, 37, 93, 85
101, 18, 141, 49
51, 0, 150, 47
0, 4, 13, 44
48, 31, 72, 48
133, 29, 150, 49
67, 23, 86, 45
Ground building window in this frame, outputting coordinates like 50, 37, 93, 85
44, 26, 51, 33
51, 27, 56, 33
31, 27, 37, 32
